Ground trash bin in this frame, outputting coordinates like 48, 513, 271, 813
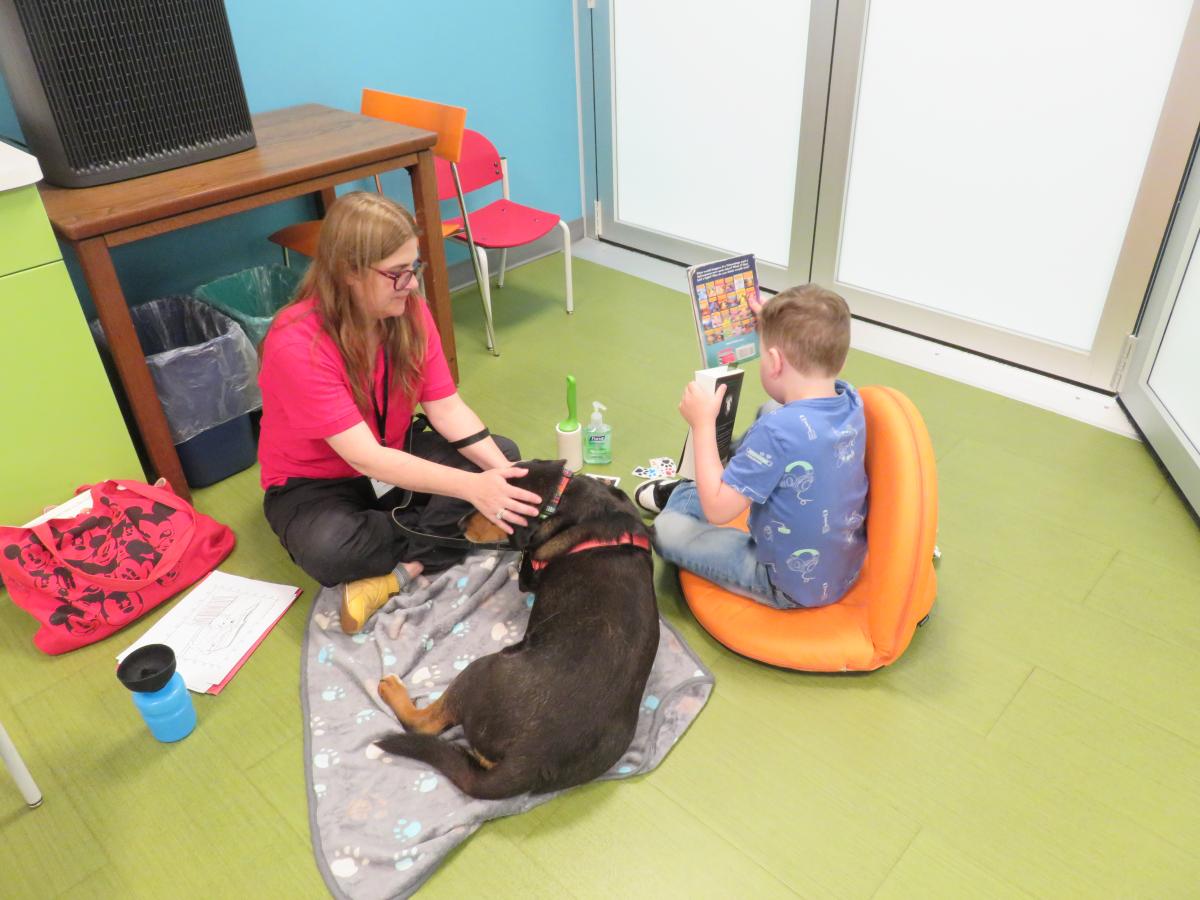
91, 297, 262, 488
193, 264, 302, 347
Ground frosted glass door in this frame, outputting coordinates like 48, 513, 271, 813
1122, 148, 1200, 515
591, 0, 835, 286
813, 0, 1200, 387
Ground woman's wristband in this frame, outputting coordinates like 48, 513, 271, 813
448, 427, 490, 450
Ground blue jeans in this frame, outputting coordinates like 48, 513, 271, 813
653, 481, 792, 609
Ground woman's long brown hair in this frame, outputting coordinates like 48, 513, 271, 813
283, 192, 426, 417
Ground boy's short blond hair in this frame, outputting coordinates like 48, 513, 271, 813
758, 284, 851, 376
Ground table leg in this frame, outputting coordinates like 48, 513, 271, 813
75, 238, 191, 500
315, 187, 337, 216
410, 148, 457, 382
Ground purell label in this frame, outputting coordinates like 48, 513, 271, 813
587, 435, 606, 444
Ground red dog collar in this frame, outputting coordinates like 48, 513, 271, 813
529, 533, 652, 571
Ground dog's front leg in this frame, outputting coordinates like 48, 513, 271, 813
378, 675, 457, 734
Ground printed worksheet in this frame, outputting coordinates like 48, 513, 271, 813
118, 571, 301, 694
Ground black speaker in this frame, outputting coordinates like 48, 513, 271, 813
0, 0, 256, 188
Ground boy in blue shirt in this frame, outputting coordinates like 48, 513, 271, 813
638, 285, 868, 608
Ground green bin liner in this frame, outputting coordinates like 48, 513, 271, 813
194, 264, 303, 347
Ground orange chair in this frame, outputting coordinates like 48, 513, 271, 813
678, 386, 938, 672
267, 91, 495, 341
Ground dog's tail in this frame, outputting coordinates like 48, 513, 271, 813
375, 733, 536, 800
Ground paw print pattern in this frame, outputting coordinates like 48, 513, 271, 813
455, 576, 469, 590
412, 772, 439, 793
310, 714, 327, 737
453, 654, 474, 671
313, 748, 340, 768
364, 743, 395, 764
451, 621, 470, 638
313, 782, 327, 802
381, 648, 397, 667
317, 644, 335, 665
393, 818, 423, 842
354, 708, 377, 725
329, 846, 368, 879
312, 611, 334, 631
525, 593, 535, 608
450, 592, 468, 610
351, 632, 372, 645
393, 849, 420, 871
480, 553, 499, 572
491, 620, 519, 642
419, 634, 434, 652
409, 665, 441, 688
321, 685, 346, 702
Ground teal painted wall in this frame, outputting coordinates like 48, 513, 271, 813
0, 1, 582, 313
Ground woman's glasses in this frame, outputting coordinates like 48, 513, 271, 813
372, 260, 425, 292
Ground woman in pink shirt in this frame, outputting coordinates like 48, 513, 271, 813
258, 193, 541, 633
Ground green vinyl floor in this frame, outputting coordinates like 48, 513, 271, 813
2, 253, 1199, 899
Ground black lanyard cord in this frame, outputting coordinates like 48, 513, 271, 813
372, 352, 389, 445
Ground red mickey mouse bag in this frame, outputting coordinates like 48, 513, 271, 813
0, 480, 235, 654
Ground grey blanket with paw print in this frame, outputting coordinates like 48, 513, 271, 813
301, 550, 714, 900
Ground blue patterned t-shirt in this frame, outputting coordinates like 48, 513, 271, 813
722, 381, 868, 607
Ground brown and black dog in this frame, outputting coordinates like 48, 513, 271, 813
375, 460, 659, 799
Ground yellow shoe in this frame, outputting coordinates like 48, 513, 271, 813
339, 572, 400, 634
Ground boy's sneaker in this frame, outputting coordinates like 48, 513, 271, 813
634, 478, 684, 514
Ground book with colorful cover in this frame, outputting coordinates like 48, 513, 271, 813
687, 253, 762, 368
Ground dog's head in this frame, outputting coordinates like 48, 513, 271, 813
461, 460, 646, 568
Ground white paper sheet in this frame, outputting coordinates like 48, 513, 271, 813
118, 571, 300, 693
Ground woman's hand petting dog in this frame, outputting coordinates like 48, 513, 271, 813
465, 466, 543, 534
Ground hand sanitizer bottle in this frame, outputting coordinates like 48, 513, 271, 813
584, 401, 612, 464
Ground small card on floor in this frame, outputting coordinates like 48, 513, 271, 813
584, 473, 621, 487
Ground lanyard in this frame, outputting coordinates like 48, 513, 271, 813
372, 352, 389, 446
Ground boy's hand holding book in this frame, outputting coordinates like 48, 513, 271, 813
679, 382, 728, 430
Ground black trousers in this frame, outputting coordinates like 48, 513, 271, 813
263, 423, 520, 587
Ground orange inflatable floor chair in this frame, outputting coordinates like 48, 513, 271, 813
678, 385, 937, 672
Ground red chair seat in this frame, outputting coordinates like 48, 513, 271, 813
446, 199, 561, 249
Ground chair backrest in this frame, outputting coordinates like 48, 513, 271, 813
858, 385, 938, 663
359, 89, 466, 203
455, 129, 504, 195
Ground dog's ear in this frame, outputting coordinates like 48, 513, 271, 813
463, 511, 507, 544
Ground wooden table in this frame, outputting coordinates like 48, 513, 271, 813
39, 103, 455, 501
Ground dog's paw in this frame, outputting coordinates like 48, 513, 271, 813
329, 846, 368, 879
320, 685, 346, 702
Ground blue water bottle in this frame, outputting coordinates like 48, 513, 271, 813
116, 644, 196, 742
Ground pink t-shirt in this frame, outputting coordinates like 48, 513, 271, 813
257, 296, 456, 488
